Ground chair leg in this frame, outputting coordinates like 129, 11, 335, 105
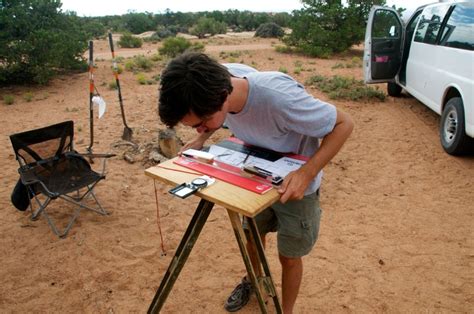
29, 188, 107, 238
42, 206, 81, 238
30, 195, 51, 221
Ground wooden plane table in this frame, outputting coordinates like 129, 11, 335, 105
145, 157, 282, 313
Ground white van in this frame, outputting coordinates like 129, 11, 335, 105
363, 1, 474, 155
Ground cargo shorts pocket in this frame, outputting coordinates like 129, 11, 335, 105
277, 214, 320, 258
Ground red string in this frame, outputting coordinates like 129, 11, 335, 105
152, 164, 202, 256
156, 164, 202, 176
153, 179, 166, 256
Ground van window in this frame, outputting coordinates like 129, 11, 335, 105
440, 4, 474, 51
372, 9, 401, 39
414, 5, 450, 44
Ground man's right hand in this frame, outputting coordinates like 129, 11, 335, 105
178, 131, 214, 155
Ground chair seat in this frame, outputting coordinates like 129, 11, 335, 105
32, 155, 104, 196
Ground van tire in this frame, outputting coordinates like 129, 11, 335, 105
440, 97, 473, 155
387, 82, 402, 97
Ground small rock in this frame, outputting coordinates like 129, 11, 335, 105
123, 153, 135, 164
149, 150, 168, 163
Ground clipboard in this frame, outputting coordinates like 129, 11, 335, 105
174, 138, 308, 195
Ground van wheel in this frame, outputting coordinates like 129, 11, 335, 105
440, 97, 473, 155
387, 82, 402, 97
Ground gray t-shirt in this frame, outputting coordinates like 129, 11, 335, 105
223, 63, 337, 194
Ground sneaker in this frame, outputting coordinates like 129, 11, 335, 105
224, 277, 253, 312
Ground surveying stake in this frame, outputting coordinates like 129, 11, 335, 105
87, 40, 95, 158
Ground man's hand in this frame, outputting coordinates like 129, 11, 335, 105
277, 168, 313, 203
178, 137, 206, 155
178, 131, 215, 155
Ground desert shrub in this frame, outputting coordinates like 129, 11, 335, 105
255, 22, 284, 38
159, 37, 191, 57
189, 17, 227, 39
136, 73, 154, 85
23, 92, 34, 102
108, 81, 118, 90
82, 20, 106, 38
125, 60, 136, 71
306, 75, 386, 101
136, 73, 147, 85
3, 95, 14, 105
118, 33, 143, 48
274, 45, 294, 54
158, 37, 205, 58
294, 67, 302, 75
221, 51, 242, 59
123, 12, 154, 34
154, 25, 178, 40
278, 66, 288, 74
133, 55, 153, 71
190, 42, 205, 53
294, 60, 303, 68
115, 56, 125, 63
150, 54, 162, 62
0, 0, 88, 85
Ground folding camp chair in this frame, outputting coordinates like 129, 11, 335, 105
9, 120, 115, 238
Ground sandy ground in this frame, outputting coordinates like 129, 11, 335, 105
0, 36, 473, 313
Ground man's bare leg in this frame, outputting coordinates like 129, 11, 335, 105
279, 254, 303, 314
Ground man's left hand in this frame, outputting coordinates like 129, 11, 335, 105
277, 168, 313, 203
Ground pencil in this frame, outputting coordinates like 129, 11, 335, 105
242, 151, 251, 164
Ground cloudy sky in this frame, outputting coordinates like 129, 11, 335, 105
60, 0, 436, 19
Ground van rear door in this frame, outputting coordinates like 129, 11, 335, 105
364, 6, 404, 83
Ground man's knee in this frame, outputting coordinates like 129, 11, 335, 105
279, 254, 302, 268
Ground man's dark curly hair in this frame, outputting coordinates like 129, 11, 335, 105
158, 52, 233, 128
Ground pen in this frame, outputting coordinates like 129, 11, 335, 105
242, 151, 251, 164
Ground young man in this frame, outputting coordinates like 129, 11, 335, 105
159, 52, 353, 313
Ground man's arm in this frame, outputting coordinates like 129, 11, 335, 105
278, 108, 354, 203
178, 130, 216, 154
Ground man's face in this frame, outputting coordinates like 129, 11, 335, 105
181, 109, 227, 133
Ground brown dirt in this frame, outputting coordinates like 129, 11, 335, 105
1, 36, 472, 313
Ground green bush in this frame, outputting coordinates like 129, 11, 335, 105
278, 66, 288, 74
133, 55, 153, 71
125, 60, 136, 71
153, 25, 178, 40
275, 45, 294, 54
3, 95, 14, 105
108, 81, 118, 90
136, 73, 154, 85
23, 92, 34, 102
158, 37, 205, 58
306, 75, 385, 101
189, 17, 227, 39
118, 33, 143, 48
0, 0, 88, 85
255, 23, 284, 38
159, 37, 191, 57
136, 73, 147, 85
82, 20, 106, 38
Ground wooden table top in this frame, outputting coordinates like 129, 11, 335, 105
145, 158, 280, 217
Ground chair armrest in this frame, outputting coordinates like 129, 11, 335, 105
18, 166, 58, 197
65, 152, 116, 175
66, 152, 116, 159
18, 167, 40, 185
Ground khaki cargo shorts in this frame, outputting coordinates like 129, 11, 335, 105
244, 190, 322, 258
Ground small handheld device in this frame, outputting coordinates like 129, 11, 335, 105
242, 165, 284, 186
182, 149, 215, 163
169, 177, 211, 199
